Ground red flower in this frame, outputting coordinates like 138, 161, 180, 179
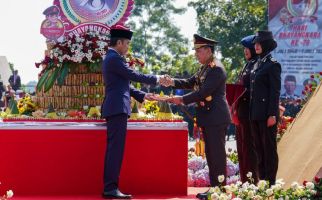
311, 74, 315, 79
314, 176, 320, 183
303, 180, 307, 186
320, 72, 322, 76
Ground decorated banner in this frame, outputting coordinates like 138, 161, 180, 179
268, 0, 322, 99
40, 0, 134, 41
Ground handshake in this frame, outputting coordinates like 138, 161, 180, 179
143, 74, 183, 105
159, 74, 174, 87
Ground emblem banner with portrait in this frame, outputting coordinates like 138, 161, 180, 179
268, 0, 322, 99
40, 0, 134, 41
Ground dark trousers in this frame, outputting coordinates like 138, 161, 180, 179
236, 118, 259, 183
104, 114, 128, 192
251, 120, 278, 185
202, 123, 228, 186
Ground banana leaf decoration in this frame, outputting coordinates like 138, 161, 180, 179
57, 63, 70, 86
44, 67, 60, 93
36, 69, 51, 92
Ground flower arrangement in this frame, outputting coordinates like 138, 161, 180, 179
143, 100, 160, 115
187, 148, 239, 187
205, 173, 318, 200
17, 94, 37, 115
35, 31, 109, 92
227, 148, 239, 165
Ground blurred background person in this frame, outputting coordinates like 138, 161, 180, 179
250, 30, 281, 186
0, 80, 6, 108
8, 70, 21, 91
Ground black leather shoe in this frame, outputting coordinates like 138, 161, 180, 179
102, 189, 132, 199
196, 189, 209, 200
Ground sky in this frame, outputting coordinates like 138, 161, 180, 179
0, 0, 197, 84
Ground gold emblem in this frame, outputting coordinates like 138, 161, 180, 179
205, 96, 212, 101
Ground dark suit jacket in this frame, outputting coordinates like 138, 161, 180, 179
173, 63, 231, 127
101, 49, 157, 118
8, 75, 21, 91
250, 55, 281, 121
237, 59, 256, 120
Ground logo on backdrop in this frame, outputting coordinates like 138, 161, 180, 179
40, 0, 133, 41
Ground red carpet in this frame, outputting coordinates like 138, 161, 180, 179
9, 187, 206, 200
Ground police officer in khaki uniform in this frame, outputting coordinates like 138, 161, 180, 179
250, 30, 281, 185
165, 34, 231, 199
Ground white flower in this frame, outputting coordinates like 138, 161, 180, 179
249, 183, 257, 190
271, 183, 282, 191
246, 172, 252, 178
6, 190, 13, 198
291, 182, 299, 190
213, 186, 221, 193
218, 175, 225, 183
247, 190, 255, 198
232, 198, 242, 200
257, 180, 267, 190
305, 181, 315, 190
275, 179, 285, 186
211, 192, 219, 200
265, 188, 273, 196
236, 181, 242, 186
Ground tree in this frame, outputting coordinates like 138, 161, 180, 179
189, 0, 267, 82
127, 0, 195, 76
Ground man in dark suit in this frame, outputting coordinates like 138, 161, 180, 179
8, 70, 21, 91
164, 34, 231, 199
101, 25, 164, 199
250, 30, 281, 185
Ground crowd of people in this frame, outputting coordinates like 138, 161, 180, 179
0, 70, 22, 108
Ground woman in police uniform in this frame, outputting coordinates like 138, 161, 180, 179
235, 35, 259, 183
250, 30, 281, 185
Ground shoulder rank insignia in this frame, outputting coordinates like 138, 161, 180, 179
270, 57, 277, 62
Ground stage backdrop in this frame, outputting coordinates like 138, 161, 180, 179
268, 0, 322, 98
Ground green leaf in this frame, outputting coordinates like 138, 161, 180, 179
44, 67, 60, 93
57, 63, 70, 86
36, 69, 51, 92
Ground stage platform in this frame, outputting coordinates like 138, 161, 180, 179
0, 121, 188, 196
2, 187, 206, 200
